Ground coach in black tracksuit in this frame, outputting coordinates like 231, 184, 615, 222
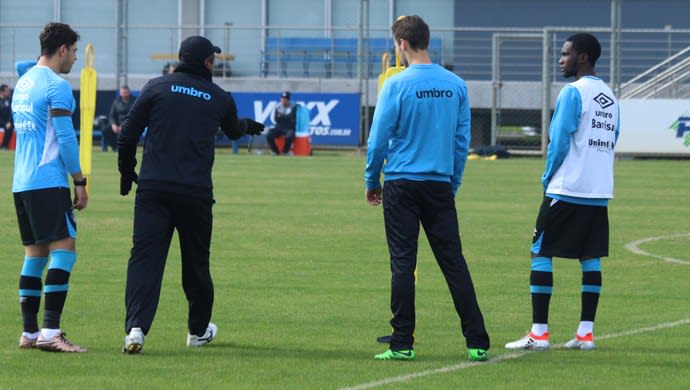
117, 36, 264, 340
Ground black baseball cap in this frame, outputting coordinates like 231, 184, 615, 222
179, 36, 221, 64
281, 91, 291, 99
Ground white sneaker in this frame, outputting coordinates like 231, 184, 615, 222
123, 327, 144, 354
505, 332, 550, 350
187, 323, 217, 347
564, 333, 595, 350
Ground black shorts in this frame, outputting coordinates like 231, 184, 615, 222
14, 188, 76, 245
531, 196, 609, 259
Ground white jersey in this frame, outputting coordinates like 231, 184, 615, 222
544, 76, 620, 200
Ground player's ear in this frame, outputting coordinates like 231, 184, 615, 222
204, 55, 215, 71
58, 44, 69, 57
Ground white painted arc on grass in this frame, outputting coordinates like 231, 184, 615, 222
340, 318, 690, 390
623, 232, 690, 265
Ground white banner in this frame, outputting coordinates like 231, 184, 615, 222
617, 99, 690, 154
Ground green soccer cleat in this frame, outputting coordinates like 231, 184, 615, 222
374, 349, 416, 361
468, 348, 488, 362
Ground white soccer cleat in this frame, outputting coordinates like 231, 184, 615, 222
564, 333, 596, 350
123, 327, 144, 354
187, 323, 217, 347
505, 331, 550, 350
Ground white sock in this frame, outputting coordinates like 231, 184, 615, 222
531, 323, 548, 336
577, 321, 594, 337
22, 331, 40, 339
40, 328, 60, 339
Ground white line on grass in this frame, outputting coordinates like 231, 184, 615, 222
340, 318, 690, 390
340, 352, 528, 390
624, 233, 690, 265
342, 234, 690, 390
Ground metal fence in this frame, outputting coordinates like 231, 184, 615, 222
3, 23, 690, 81
2, 23, 689, 151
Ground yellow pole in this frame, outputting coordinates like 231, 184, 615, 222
79, 44, 97, 192
375, 16, 417, 341
376, 16, 407, 97
376, 17, 414, 285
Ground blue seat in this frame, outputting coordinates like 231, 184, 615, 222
332, 38, 358, 77
261, 37, 288, 77
261, 37, 333, 78
301, 38, 332, 78
261, 36, 442, 78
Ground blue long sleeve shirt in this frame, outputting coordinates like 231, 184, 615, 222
365, 64, 471, 196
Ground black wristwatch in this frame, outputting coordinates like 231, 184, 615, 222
73, 177, 87, 187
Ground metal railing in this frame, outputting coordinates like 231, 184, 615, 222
3, 23, 690, 153
620, 45, 690, 98
2, 23, 690, 84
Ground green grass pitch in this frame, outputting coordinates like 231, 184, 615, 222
0, 149, 688, 389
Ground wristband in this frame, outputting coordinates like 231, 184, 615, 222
74, 177, 87, 187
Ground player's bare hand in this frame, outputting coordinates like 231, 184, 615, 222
73, 186, 88, 210
366, 188, 382, 206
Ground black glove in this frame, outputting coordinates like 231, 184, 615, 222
242, 118, 265, 136
120, 171, 138, 196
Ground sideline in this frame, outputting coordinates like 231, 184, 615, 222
623, 233, 690, 265
340, 318, 690, 390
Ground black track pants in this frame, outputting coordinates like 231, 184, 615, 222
124, 190, 214, 336
382, 179, 490, 351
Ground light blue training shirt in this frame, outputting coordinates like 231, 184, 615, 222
365, 63, 471, 196
11, 65, 81, 193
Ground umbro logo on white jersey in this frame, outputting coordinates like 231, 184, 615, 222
593, 93, 614, 109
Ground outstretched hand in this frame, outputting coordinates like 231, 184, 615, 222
243, 118, 265, 136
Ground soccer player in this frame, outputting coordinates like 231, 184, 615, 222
505, 33, 620, 351
12, 22, 87, 352
365, 15, 490, 362
118, 35, 264, 353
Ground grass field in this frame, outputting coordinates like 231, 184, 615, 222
0, 149, 688, 389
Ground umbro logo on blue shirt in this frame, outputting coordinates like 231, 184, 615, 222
16, 77, 34, 91
415, 88, 453, 99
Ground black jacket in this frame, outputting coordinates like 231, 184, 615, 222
0, 96, 12, 130
118, 63, 248, 198
273, 103, 296, 131
108, 95, 136, 127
